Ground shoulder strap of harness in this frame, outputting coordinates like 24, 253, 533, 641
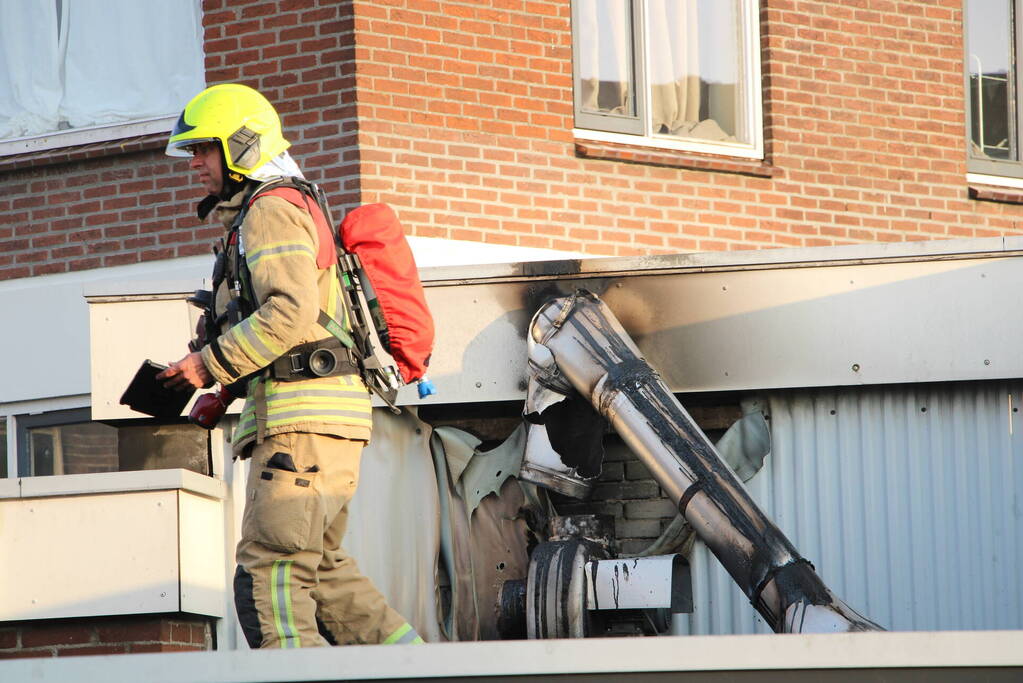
247, 177, 337, 270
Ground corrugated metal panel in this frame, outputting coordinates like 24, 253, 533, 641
678, 381, 1023, 634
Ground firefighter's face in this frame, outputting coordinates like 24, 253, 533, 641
188, 142, 224, 195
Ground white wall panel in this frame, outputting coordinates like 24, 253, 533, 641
680, 381, 1023, 634
0, 469, 227, 620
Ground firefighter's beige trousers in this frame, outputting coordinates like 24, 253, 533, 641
234, 432, 421, 648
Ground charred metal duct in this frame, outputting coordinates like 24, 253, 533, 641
527, 290, 882, 634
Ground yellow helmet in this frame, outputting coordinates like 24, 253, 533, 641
166, 83, 290, 176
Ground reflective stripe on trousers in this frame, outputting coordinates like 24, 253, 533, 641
271, 560, 301, 648
383, 622, 424, 645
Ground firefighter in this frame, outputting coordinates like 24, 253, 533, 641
158, 83, 423, 648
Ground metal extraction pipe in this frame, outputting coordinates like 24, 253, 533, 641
529, 290, 882, 634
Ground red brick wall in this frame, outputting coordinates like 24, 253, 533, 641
352, 0, 1023, 256
0, 615, 213, 659
1, 0, 1022, 281
0, 0, 359, 282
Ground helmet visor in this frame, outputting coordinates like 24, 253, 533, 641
165, 110, 218, 157
166, 137, 220, 157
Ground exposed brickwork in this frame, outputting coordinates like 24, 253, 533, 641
552, 406, 737, 555
0, 615, 213, 660
58, 422, 119, 475
2, 0, 1023, 281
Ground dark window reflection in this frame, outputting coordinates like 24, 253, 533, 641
967, 0, 1016, 160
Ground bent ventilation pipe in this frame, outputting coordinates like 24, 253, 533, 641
527, 290, 881, 634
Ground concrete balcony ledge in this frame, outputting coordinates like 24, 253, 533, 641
0, 467, 226, 501
0, 629, 1021, 682
0, 469, 227, 621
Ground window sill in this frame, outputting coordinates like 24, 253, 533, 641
968, 183, 1023, 205
575, 139, 776, 177
0, 131, 168, 174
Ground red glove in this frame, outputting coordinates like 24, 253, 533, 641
189, 386, 235, 430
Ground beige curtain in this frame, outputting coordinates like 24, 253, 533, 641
648, 0, 701, 134
578, 0, 632, 115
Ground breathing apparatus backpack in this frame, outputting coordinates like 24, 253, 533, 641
190, 177, 436, 424
259, 178, 436, 410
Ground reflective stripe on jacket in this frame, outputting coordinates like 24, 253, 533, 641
200, 187, 372, 453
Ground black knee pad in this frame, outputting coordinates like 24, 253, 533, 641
233, 565, 264, 648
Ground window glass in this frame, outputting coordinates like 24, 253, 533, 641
28, 421, 118, 476
117, 424, 208, 474
648, 0, 745, 144
966, 0, 1015, 161
572, 0, 760, 155
20, 411, 208, 477
577, 0, 637, 118
0, 0, 204, 143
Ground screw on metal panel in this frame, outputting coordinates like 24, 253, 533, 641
161, 592, 167, 598
722, 286, 727, 291
985, 359, 991, 365
475, 381, 482, 388
852, 363, 860, 372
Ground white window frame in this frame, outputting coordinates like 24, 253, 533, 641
571, 0, 764, 160
1, 395, 89, 478
0, 115, 176, 158
16, 407, 96, 477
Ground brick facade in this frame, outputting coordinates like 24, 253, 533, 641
0, 615, 213, 660
2, 0, 1022, 282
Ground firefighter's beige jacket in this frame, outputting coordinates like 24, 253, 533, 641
200, 188, 372, 454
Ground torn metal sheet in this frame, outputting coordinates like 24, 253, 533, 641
521, 330, 607, 498
430, 424, 536, 641
715, 398, 770, 483
344, 407, 442, 643
459, 423, 527, 519
433, 425, 480, 485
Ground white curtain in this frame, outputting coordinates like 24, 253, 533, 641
648, 0, 701, 134
577, 0, 632, 115
0, 0, 67, 139
0, 0, 204, 140
61, 0, 204, 128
